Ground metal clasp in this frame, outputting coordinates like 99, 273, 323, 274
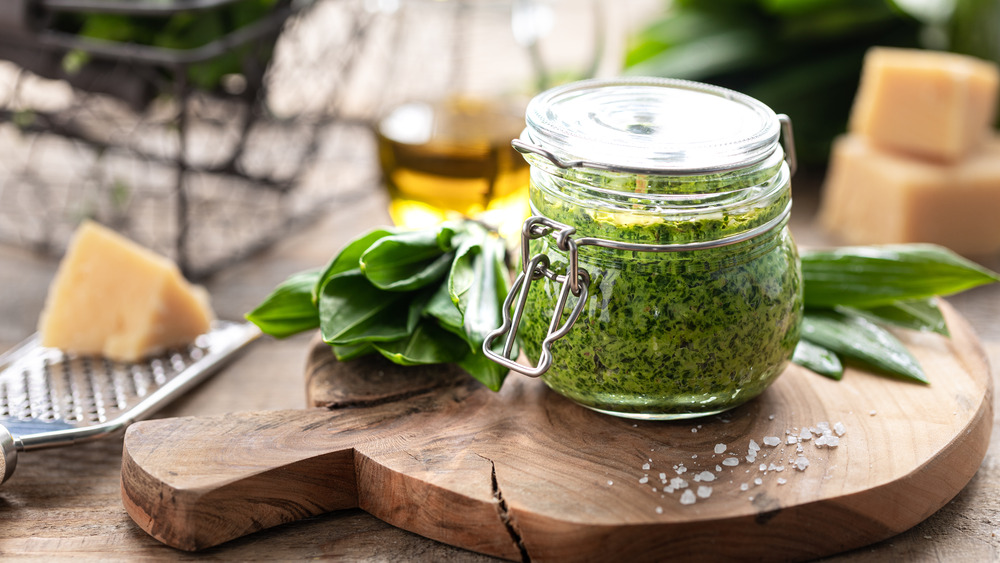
777, 114, 797, 177
483, 217, 590, 377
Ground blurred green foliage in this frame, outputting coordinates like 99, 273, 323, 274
55, 0, 278, 92
625, 0, 999, 168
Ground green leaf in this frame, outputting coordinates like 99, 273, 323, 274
372, 320, 468, 366
458, 346, 509, 392
802, 244, 1000, 308
448, 235, 482, 308
800, 310, 928, 384
461, 235, 507, 347
245, 269, 321, 338
838, 297, 949, 337
313, 227, 396, 305
425, 280, 466, 339
318, 271, 411, 345
360, 228, 456, 291
791, 339, 843, 380
331, 342, 375, 361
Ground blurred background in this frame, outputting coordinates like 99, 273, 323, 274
0, 0, 996, 279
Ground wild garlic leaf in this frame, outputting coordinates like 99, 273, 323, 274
802, 244, 1000, 308
245, 269, 321, 338
360, 228, 455, 291
459, 343, 509, 392
837, 297, 949, 337
447, 234, 482, 309
312, 227, 395, 305
425, 279, 468, 343
331, 342, 375, 361
791, 339, 843, 380
318, 271, 411, 345
800, 310, 927, 384
372, 319, 468, 366
461, 234, 507, 348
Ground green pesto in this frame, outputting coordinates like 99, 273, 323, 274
519, 168, 802, 419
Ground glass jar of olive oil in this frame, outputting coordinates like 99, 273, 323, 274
371, 0, 607, 240
485, 77, 803, 420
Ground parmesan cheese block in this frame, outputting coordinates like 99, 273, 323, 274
849, 47, 999, 162
38, 221, 215, 362
820, 134, 1000, 256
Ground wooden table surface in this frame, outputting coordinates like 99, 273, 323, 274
1, 175, 998, 561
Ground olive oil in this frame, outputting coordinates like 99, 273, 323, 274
375, 98, 530, 239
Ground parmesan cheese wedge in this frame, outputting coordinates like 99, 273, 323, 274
849, 47, 999, 162
37, 221, 215, 362
820, 134, 1000, 256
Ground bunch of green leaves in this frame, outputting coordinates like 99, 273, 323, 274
56, 0, 279, 92
624, 0, 925, 167
246, 221, 514, 391
791, 244, 999, 383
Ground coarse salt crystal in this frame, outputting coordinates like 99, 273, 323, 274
777, 478, 787, 485
676, 465, 688, 475
746, 455, 757, 463
740, 483, 749, 491
692, 428, 698, 433
826, 436, 840, 447
697, 486, 713, 499
659, 473, 667, 481
786, 435, 797, 445
663, 486, 674, 494
639, 476, 649, 484
714, 444, 727, 454
723, 457, 739, 467
680, 490, 697, 505
754, 478, 763, 486
607, 480, 614, 486
768, 463, 784, 472
794, 457, 810, 471
834, 422, 847, 436
716, 465, 722, 472
763, 436, 781, 447
655, 506, 664, 514
642, 463, 650, 470
749, 439, 761, 452
670, 477, 688, 489
768, 414, 775, 420
799, 428, 812, 440
759, 463, 767, 471
869, 410, 877, 416
695, 471, 715, 482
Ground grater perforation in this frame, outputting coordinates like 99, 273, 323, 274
0, 321, 260, 485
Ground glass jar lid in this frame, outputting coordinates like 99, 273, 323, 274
521, 77, 783, 174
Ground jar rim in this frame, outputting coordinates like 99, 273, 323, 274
522, 77, 782, 175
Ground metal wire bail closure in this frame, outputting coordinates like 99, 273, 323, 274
483, 217, 590, 378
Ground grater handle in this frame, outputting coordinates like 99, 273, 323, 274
0, 425, 16, 485
121, 408, 364, 551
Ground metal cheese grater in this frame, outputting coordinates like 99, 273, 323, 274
0, 321, 260, 485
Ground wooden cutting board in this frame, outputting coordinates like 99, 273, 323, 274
120, 302, 993, 561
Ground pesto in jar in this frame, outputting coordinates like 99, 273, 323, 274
492, 77, 803, 419
519, 167, 802, 417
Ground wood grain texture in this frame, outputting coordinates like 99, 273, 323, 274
120, 302, 993, 561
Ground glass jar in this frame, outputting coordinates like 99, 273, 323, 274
368, 0, 610, 241
485, 77, 803, 420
